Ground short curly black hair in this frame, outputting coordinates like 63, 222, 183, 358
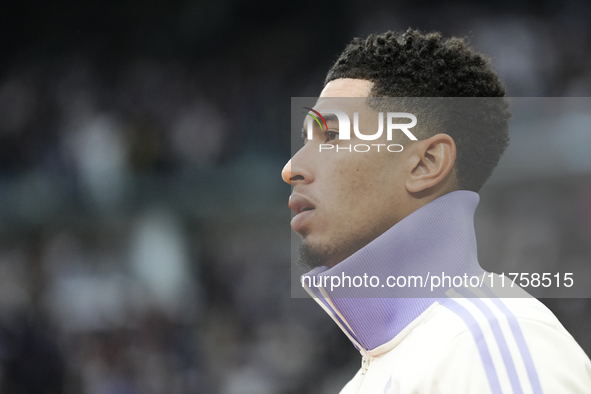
325, 29, 510, 192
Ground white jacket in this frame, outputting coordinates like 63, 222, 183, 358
302, 192, 591, 393
334, 289, 591, 394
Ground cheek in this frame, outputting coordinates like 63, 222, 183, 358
319, 152, 402, 202
325, 159, 388, 208
349, 156, 394, 188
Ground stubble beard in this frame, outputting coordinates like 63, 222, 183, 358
296, 226, 383, 271
296, 241, 335, 270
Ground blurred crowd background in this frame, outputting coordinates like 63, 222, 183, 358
1, 0, 591, 393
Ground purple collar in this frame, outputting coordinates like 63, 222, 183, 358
302, 191, 483, 351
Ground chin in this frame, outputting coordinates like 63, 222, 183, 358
297, 238, 334, 270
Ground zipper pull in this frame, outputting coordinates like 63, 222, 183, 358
361, 356, 370, 375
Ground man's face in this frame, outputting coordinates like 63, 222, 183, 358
284, 79, 412, 268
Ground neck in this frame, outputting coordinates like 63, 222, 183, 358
302, 190, 483, 351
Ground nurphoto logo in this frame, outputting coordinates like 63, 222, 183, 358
302, 107, 418, 153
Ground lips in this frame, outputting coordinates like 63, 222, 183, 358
289, 194, 316, 214
289, 193, 316, 233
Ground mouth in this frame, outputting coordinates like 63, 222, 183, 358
295, 205, 315, 215
289, 193, 316, 215
289, 194, 316, 233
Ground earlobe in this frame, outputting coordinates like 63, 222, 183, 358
405, 134, 456, 194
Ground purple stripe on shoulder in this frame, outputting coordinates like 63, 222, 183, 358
442, 298, 503, 394
456, 287, 523, 394
479, 286, 543, 394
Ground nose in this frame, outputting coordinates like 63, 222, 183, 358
282, 160, 292, 184
283, 148, 314, 185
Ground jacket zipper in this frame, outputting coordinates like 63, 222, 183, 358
354, 354, 371, 394
361, 355, 370, 375
302, 284, 371, 393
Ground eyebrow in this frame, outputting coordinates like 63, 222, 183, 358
321, 114, 339, 124
301, 112, 340, 141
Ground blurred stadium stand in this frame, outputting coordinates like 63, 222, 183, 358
1, 0, 591, 392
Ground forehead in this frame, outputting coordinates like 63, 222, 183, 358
309, 79, 375, 119
320, 79, 373, 98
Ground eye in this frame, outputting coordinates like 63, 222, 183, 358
325, 131, 339, 142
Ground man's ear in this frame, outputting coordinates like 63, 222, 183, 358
405, 133, 457, 194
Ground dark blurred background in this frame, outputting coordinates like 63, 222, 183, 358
1, 0, 591, 393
